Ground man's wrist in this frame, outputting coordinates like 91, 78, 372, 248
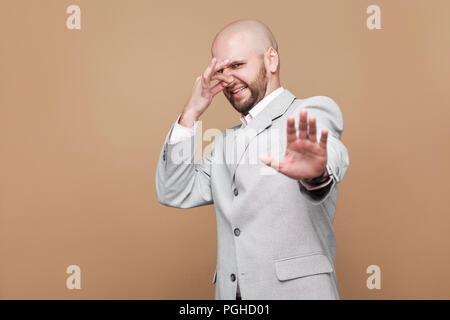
304, 168, 331, 185
179, 111, 199, 128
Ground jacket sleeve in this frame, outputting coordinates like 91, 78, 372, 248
292, 96, 350, 205
155, 120, 214, 209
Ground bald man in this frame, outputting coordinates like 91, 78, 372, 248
156, 20, 349, 300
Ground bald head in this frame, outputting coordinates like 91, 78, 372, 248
211, 19, 278, 56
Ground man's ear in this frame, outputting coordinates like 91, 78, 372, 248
265, 47, 279, 73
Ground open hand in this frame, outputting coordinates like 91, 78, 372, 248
259, 109, 328, 180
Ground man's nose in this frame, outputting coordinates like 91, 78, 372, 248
222, 68, 235, 86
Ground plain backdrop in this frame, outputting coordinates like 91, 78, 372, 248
1, 0, 449, 299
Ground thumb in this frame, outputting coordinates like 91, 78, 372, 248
259, 154, 280, 171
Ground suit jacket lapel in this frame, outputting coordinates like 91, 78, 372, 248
230, 89, 297, 180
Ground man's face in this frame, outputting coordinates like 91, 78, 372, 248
212, 35, 269, 115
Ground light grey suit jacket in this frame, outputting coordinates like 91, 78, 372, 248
155, 89, 349, 300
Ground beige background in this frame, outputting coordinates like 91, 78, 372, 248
1, 0, 449, 299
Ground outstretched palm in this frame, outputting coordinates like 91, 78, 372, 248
260, 109, 328, 180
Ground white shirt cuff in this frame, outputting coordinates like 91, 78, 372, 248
168, 114, 199, 145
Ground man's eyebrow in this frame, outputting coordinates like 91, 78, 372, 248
228, 60, 246, 65
217, 60, 246, 72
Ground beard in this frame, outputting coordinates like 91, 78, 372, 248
224, 63, 268, 115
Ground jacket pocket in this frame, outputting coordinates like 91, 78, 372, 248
274, 252, 333, 281
212, 269, 217, 284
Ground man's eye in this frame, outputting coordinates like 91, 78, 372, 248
217, 69, 223, 73
233, 63, 243, 67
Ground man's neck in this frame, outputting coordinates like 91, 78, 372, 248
239, 86, 284, 125
244, 84, 282, 116
264, 84, 282, 98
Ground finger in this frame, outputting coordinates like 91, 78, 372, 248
308, 115, 317, 143
214, 58, 231, 73
194, 75, 202, 86
286, 117, 297, 144
259, 154, 280, 171
211, 72, 232, 81
275, 160, 288, 175
299, 109, 308, 140
319, 128, 328, 149
211, 73, 234, 84
210, 81, 227, 97
259, 154, 272, 166
270, 157, 280, 171
202, 58, 217, 87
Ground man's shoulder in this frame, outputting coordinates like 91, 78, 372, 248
288, 95, 342, 120
287, 94, 344, 137
291, 95, 340, 110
